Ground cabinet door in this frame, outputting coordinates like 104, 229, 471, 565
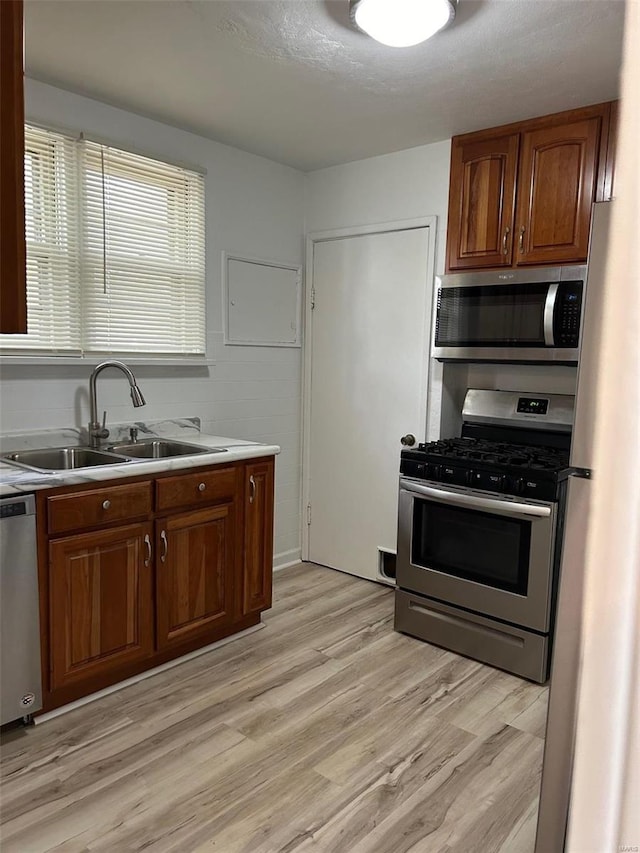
0, 0, 27, 333
156, 504, 236, 650
596, 101, 617, 203
49, 523, 153, 690
243, 459, 275, 615
515, 117, 601, 265
446, 133, 519, 270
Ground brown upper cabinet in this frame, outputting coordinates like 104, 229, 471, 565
446, 132, 520, 270
446, 102, 618, 272
0, 0, 27, 333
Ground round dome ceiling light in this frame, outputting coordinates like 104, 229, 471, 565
349, 0, 457, 48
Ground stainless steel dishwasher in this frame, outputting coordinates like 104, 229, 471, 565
0, 494, 42, 724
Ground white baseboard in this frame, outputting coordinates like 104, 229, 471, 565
273, 548, 301, 571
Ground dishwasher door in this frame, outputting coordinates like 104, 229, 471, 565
0, 494, 42, 724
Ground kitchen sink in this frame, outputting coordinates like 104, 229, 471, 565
2, 439, 227, 473
2, 446, 130, 472
105, 439, 225, 459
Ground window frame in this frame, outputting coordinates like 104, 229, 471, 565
0, 122, 209, 365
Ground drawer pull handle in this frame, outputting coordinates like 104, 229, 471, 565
160, 530, 168, 563
102, 499, 111, 510
198, 482, 206, 492
249, 475, 256, 504
144, 534, 152, 567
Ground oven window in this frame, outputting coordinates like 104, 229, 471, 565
411, 501, 531, 595
436, 283, 550, 346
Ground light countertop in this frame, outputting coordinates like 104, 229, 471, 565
0, 419, 279, 498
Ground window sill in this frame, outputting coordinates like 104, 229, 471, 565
0, 356, 214, 368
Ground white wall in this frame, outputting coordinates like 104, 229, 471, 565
0, 80, 306, 568
305, 141, 451, 272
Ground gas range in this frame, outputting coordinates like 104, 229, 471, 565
400, 436, 571, 501
395, 389, 576, 683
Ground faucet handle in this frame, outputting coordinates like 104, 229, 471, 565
129, 426, 138, 443
99, 411, 110, 440
88, 414, 110, 446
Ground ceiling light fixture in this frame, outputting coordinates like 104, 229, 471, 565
349, 0, 456, 48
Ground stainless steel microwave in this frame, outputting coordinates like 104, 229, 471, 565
432, 265, 586, 363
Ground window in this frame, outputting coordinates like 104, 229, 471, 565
1, 125, 206, 358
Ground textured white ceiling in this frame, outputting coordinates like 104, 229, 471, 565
24, 0, 625, 172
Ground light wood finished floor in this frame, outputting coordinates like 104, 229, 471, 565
1, 563, 548, 853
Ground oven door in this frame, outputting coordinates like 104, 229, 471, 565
397, 477, 558, 632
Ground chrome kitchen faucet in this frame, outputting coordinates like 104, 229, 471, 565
88, 360, 146, 448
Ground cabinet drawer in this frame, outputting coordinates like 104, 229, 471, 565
48, 482, 153, 535
156, 466, 237, 512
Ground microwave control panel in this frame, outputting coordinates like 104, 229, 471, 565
554, 282, 583, 347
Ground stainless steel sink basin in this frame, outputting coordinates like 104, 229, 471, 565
2, 439, 227, 473
2, 446, 130, 472
106, 439, 225, 459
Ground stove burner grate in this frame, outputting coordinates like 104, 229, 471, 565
415, 437, 569, 472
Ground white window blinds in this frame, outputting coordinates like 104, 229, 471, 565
1, 126, 206, 357
5, 126, 81, 353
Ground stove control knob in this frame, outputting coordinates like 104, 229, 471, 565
471, 471, 505, 492
400, 434, 416, 447
427, 463, 441, 481
507, 476, 525, 495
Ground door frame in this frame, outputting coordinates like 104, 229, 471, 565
301, 216, 438, 563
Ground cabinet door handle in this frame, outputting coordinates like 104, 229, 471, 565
160, 529, 168, 563
518, 226, 526, 253
502, 226, 510, 255
102, 499, 111, 510
249, 475, 256, 504
144, 534, 152, 567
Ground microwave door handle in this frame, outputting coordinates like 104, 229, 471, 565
543, 283, 559, 346
399, 479, 552, 519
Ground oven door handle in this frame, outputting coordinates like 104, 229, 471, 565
399, 478, 552, 519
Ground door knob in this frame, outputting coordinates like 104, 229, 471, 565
401, 434, 416, 447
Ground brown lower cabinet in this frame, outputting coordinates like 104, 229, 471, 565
156, 503, 236, 651
243, 459, 275, 615
37, 456, 275, 712
49, 522, 154, 691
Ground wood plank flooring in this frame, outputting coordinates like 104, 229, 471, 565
0, 563, 548, 852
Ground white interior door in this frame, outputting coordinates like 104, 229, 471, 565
305, 223, 435, 582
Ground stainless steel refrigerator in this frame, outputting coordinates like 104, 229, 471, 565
535, 200, 613, 851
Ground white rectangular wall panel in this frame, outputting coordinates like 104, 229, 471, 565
224, 255, 301, 347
